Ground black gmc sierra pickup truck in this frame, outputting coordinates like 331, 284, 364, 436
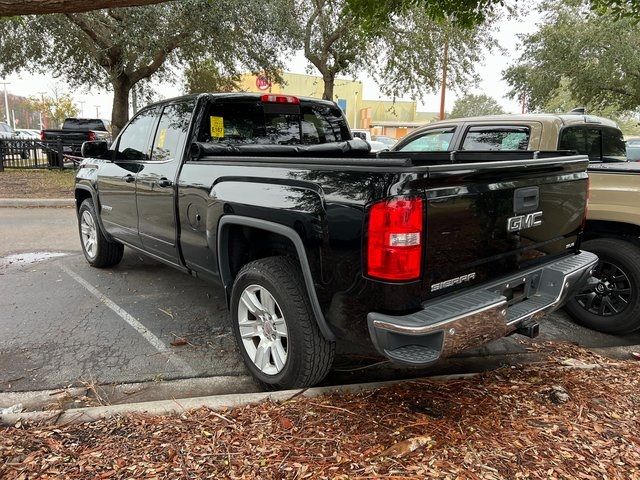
74, 93, 597, 389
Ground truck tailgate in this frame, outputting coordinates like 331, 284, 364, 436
420, 156, 589, 296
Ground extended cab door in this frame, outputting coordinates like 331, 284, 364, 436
136, 101, 194, 264
97, 107, 158, 247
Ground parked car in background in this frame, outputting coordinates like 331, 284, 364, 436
74, 93, 595, 389
393, 111, 640, 334
0, 121, 29, 159
0, 121, 16, 139
15, 128, 41, 139
372, 135, 397, 148
351, 129, 388, 152
41, 118, 112, 164
627, 138, 640, 161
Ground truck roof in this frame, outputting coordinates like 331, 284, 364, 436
430, 113, 619, 129
144, 92, 339, 109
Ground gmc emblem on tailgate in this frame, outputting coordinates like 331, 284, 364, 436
507, 211, 543, 233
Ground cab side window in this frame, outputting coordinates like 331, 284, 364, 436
461, 126, 530, 151
150, 102, 194, 162
398, 128, 456, 152
116, 108, 158, 161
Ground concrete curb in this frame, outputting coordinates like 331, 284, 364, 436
0, 198, 74, 207
0, 373, 479, 427
0, 375, 258, 412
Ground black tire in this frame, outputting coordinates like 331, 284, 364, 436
565, 237, 640, 334
230, 256, 335, 390
78, 198, 124, 268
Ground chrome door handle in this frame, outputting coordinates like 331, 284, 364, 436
158, 178, 173, 187
123, 175, 135, 183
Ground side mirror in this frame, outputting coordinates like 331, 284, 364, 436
81, 140, 109, 159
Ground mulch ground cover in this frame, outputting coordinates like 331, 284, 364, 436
1, 342, 639, 479
0, 169, 75, 198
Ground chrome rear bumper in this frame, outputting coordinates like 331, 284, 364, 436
367, 251, 598, 366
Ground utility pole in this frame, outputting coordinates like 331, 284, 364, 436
79, 100, 85, 117
1, 81, 10, 126
37, 91, 46, 129
95, 105, 100, 118
438, 41, 449, 121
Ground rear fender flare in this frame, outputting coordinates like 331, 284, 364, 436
217, 215, 335, 340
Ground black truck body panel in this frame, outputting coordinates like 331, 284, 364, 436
75, 93, 593, 360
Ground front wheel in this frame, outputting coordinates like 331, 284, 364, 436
565, 237, 640, 334
78, 198, 124, 268
230, 256, 335, 390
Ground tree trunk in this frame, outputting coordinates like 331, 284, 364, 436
322, 73, 335, 101
0, 0, 168, 17
111, 79, 130, 138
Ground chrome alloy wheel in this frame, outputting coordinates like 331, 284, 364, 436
80, 210, 98, 259
574, 260, 632, 316
237, 284, 288, 375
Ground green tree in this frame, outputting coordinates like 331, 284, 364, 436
27, 92, 79, 128
449, 93, 504, 118
294, 0, 496, 101
347, 0, 640, 31
0, 1, 290, 135
183, 60, 242, 94
503, 0, 640, 114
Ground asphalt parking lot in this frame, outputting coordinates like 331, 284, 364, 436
2, 207, 640, 399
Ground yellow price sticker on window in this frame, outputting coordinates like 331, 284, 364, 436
210, 116, 224, 138
157, 128, 167, 148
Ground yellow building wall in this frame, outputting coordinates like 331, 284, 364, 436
361, 100, 417, 123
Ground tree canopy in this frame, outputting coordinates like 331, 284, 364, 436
503, 0, 640, 114
0, 0, 291, 135
449, 93, 505, 118
27, 91, 79, 128
292, 0, 497, 102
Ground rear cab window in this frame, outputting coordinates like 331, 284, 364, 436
461, 126, 530, 151
63, 119, 108, 131
558, 126, 626, 162
198, 98, 350, 146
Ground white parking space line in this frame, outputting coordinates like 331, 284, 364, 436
60, 265, 197, 376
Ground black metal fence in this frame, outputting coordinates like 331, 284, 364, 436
0, 138, 83, 171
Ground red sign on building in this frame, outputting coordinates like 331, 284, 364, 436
255, 75, 272, 91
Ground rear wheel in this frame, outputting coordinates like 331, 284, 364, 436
230, 256, 335, 390
78, 198, 124, 268
565, 238, 640, 334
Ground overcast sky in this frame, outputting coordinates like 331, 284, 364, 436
2, 5, 541, 120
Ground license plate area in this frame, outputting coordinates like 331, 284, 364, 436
493, 274, 541, 307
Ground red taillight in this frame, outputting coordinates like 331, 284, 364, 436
88, 131, 97, 141
366, 197, 424, 281
39, 130, 45, 141
260, 94, 300, 105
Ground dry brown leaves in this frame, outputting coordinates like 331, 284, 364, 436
1, 342, 639, 479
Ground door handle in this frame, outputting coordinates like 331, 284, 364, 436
123, 175, 135, 183
158, 178, 173, 188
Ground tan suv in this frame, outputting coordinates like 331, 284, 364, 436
393, 112, 640, 334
